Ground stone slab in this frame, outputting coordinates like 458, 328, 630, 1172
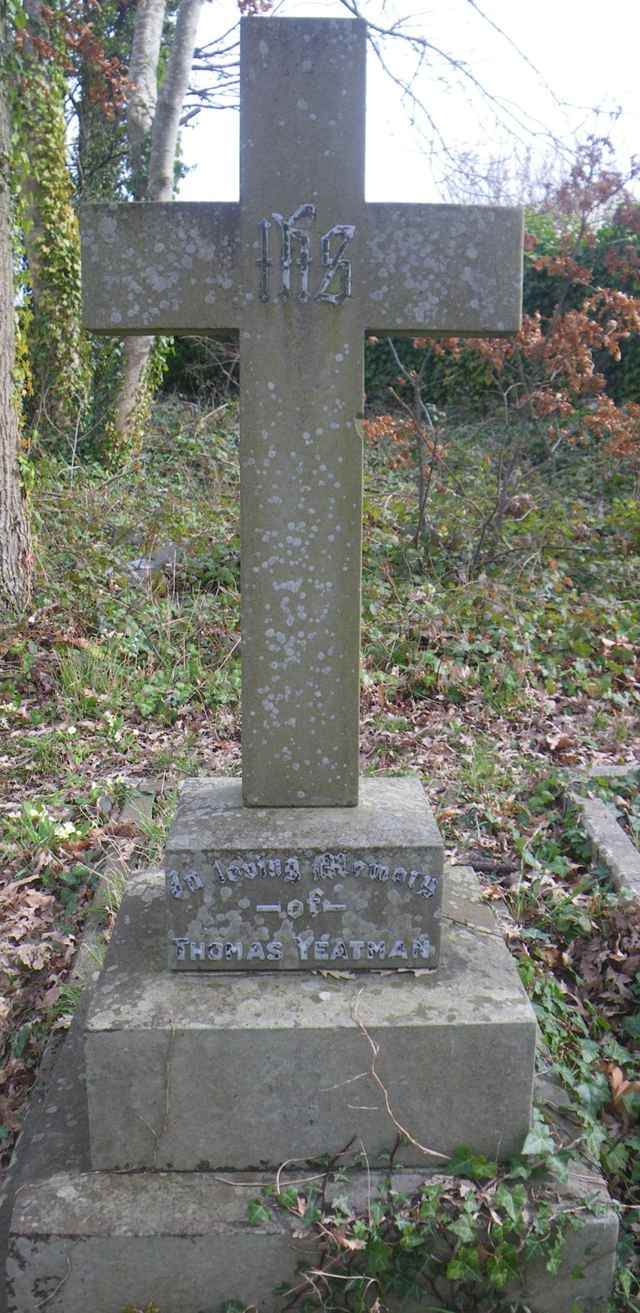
165, 776, 444, 970
8, 1168, 618, 1313
84, 864, 535, 1170
5, 1021, 616, 1313
572, 793, 640, 900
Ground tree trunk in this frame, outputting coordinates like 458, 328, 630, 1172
148, 0, 204, 203
128, 0, 166, 201
0, 47, 32, 612
113, 0, 204, 451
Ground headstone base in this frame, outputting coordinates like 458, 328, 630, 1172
6, 1021, 617, 1313
84, 866, 535, 1170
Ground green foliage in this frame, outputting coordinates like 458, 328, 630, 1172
15, 32, 91, 452
246, 1144, 585, 1313
162, 333, 240, 406
357, 335, 495, 415
93, 337, 173, 468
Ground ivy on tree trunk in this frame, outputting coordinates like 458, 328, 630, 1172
0, 22, 32, 612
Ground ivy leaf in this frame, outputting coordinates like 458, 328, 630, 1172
247, 1199, 272, 1226
446, 1245, 482, 1283
447, 1213, 478, 1243
495, 1182, 526, 1223
447, 1145, 497, 1180
521, 1122, 555, 1157
574, 1074, 610, 1116
487, 1243, 519, 1288
365, 1237, 392, 1274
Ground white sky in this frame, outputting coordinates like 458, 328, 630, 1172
178, 0, 640, 204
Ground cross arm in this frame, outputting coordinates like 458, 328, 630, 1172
363, 203, 523, 337
80, 202, 241, 334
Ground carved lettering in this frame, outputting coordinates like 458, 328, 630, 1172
173, 934, 436, 967
272, 203, 315, 302
367, 941, 386, 959
418, 874, 438, 899
313, 851, 347, 880
284, 856, 301, 882
369, 862, 389, 882
256, 856, 282, 880
257, 205, 355, 305
202, 852, 437, 889
168, 871, 183, 899
308, 888, 323, 916
412, 935, 433, 960
295, 934, 313, 961
315, 224, 355, 304
171, 846, 440, 970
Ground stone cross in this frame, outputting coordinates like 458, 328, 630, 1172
81, 16, 522, 809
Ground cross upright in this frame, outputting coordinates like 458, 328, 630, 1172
81, 16, 522, 809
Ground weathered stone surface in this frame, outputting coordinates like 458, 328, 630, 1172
165, 776, 443, 970
80, 17, 523, 807
237, 17, 366, 806
80, 202, 240, 333
6, 1031, 616, 1313
571, 792, 640, 900
365, 202, 523, 335
8, 1166, 618, 1313
84, 865, 535, 1170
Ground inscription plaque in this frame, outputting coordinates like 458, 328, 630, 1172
166, 777, 443, 971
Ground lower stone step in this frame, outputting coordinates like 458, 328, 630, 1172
8, 1165, 617, 1313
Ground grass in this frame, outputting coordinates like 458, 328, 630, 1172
1, 397, 639, 1310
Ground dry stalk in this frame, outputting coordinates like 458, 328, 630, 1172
352, 991, 449, 1162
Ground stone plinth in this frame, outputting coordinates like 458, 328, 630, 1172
8, 1168, 618, 1313
165, 776, 444, 971
85, 865, 536, 1171
5, 880, 615, 1313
